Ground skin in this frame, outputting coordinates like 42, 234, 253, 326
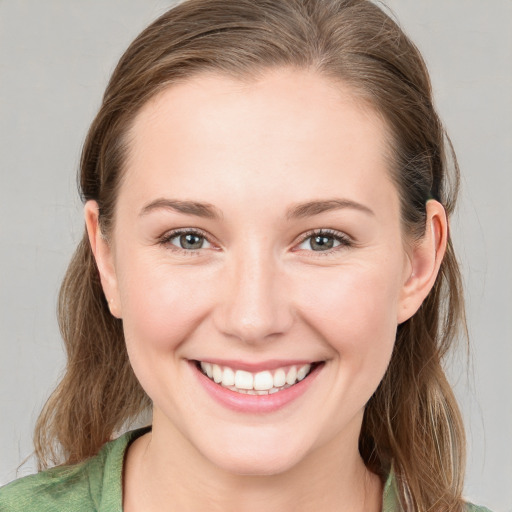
85, 68, 447, 511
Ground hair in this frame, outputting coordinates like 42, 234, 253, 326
34, 0, 467, 510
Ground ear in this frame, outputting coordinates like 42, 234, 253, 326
84, 200, 122, 318
397, 200, 448, 324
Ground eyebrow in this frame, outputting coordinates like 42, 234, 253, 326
139, 197, 374, 221
285, 198, 375, 220
139, 199, 223, 220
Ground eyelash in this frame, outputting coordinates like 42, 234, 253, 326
295, 229, 353, 256
158, 228, 353, 256
158, 228, 213, 257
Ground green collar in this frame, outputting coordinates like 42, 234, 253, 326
382, 466, 401, 511
118, 429, 402, 511
119, 429, 402, 511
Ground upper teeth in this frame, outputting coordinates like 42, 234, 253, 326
200, 362, 312, 394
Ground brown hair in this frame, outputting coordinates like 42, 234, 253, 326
35, 0, 467, 509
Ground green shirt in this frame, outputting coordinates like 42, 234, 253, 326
0, 428, 492, 511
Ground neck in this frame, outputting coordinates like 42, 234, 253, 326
123, 413, 383, 512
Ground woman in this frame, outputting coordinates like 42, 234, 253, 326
0, 0, 493, 510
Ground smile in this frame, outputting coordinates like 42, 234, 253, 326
197, 361, 315, 395
191, 359, 324, 413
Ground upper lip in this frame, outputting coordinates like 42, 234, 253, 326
191, 358, 322, 372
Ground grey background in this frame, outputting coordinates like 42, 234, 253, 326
0, 1, 510, 510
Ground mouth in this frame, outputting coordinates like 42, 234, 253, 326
194, 360, 321, 396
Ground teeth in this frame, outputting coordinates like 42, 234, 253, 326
235, 370, 253, 390
273, 368, 286, 387
202, 361, 213, 379
253, 371, 273, 391
285, 366, 297, 385
222, 367, 235, 386
212, 364, 222, 383
199, 361, 314, 394
297, 364, 310, 381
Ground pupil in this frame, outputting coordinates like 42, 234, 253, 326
181, 234, 202, 249
312, 235, 333, 250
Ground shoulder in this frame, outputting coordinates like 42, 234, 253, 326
0, 462, 95, 511
383, 468, 495, 512
465, 504, 494, 512
0, 428, 149, 512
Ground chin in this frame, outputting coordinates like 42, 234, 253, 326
213, 451, 303, 477
198, 431, 311, 477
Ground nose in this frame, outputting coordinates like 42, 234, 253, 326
213, 247, 294, 344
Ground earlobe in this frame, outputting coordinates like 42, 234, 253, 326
397, 200, 448, 324
84, 201, 122, 318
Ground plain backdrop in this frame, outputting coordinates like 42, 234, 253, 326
0, 1, 511, 510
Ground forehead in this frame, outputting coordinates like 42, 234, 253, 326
121, 68, 397, 219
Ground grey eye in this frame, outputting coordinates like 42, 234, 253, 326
310, 235, 336, 251
170, 232, 211, 250
297, 233, 345, 252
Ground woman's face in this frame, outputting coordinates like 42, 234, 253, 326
92, 68, 420, 475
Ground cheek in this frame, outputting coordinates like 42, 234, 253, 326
117, 255, 216, 354
115, 256, 219, 408
293, 261, 401, 359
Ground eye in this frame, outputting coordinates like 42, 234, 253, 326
161, 229, 212, 252
296, 229, 352, 252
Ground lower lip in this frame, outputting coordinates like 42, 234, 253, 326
190, 361, 323, 414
